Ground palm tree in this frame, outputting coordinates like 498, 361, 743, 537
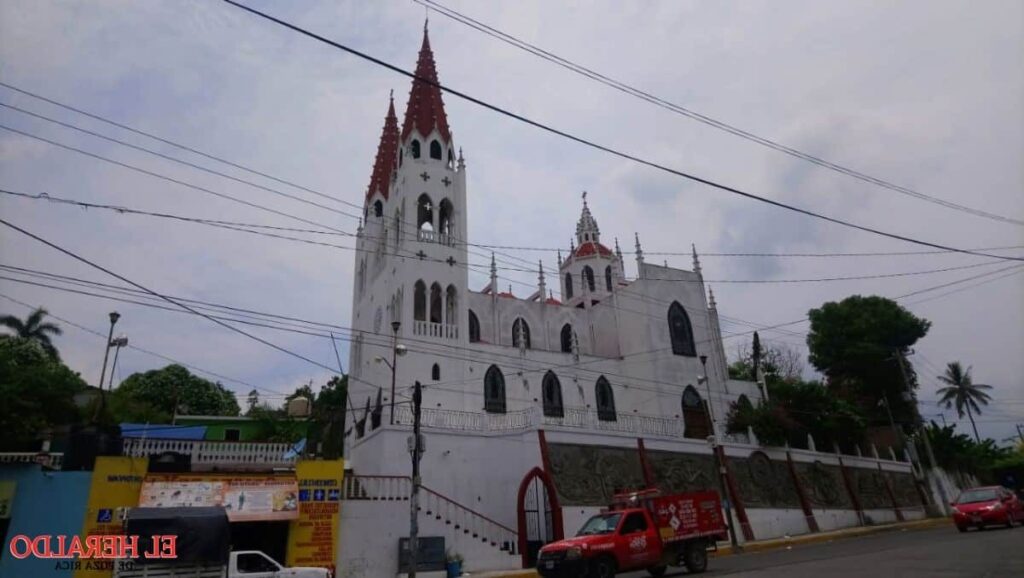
0, 307, 63, 359
936, 361, 992, 443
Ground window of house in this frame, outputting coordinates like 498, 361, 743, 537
469, 310, 480, 343
583, 266, 595, 292
564, 272, 574, 299
438, 199, 454, 235
484, 365, 506, 413
432, 363, 440, 381
414, 280, 427, 321
224, 429, 240, 441
512, 317, 531, 349
542, 371, 564, 418
560, 324, 574, 354
596, 376, 616, 421
373, 200, 383, 218
411, 139, 421, 159
430, 139, 442, 160
668, 301, 696, 356
430, 283, 443, 324
682, 385, 710, 440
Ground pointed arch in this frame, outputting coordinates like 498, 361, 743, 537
605, 265, 613, 291
429, 282, 443, 324
736, 394, 754, 413
484, 365, 506, 413
512, 317, 531, 349
432, 363, 441, 381
595, 376, 616, 421
429, 139, 443, 160
445, 284, 458, 326
411, 139, 421, 159
516, 467, 564, 569
468, 309, 481, 343
373, 199, 383, 218
413, 280, 427, 321
564, 272, 574, 300
447, 148, 454, 168
438, 198, 454, 235
417, 193, 433, 231
582, 266, 595, 292
682, 385, 710, 439
542, 371, 564, 418
668, 301, 697, 356
560, 323, 574, 354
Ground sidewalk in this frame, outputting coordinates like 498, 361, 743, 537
473, 517, 951, 578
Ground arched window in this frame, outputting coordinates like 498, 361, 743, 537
430, 283, 443, 324
542, 371, 564, 418
445, 285, 457, 326
564, 273, 574, 300
582, 266, 595, 292
512, 317, 531, 349
447, 148, 454, 168
429, 139, 442, 160
682, 385, 710, 439
736, 394, 754, 413
417, 194, 433, 231
413, 281, 427, 321
373, 200, 383, 218
595, 377, 616, 421
468, 310, 480, 343
438, 198, 454, 235
668, 301, 696, 356
605, 266, 613, 291
484, 365, 506, 413
560, 324, 574, 354
432, 363, 441, 381
411, 139, 421, 159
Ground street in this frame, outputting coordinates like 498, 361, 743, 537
619, 525, 1023, 577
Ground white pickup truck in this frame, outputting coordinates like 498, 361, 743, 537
113, 550, 331, 578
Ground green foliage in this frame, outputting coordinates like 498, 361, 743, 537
1, 307, 63, 359
110, 364, 240, 423
807, 295, 930, 427
0, 335, 87, 449
247, 404, 307, 443
726, 379, 867, 450
917, 422, 1013, 480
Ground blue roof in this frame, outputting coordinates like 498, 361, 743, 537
120, 423, 207, 440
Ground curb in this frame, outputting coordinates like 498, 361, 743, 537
477, 517, 951, 577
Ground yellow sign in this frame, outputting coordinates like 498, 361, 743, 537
287, 460, 344, 573
75, 456, 149, 578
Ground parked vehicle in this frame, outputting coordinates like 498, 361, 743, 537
113, 550, 331, 578
950, 485, 1023, 532
536, 489, 728, 578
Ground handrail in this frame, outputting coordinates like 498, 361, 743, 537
420, 484, 517, 534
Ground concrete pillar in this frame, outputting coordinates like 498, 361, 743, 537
785, 450, 820, 533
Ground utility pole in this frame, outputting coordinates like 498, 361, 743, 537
390, 321, 401, 424
93, 311, 121, 422
700, 355, 740, 548
408, 380, 423, 578
894, 349, 949, 515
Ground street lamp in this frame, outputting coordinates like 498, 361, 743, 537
98, 311, 121, 390
107, 335, 129, 389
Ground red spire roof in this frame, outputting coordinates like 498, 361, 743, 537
574, 242, 613, 258
401, 27, 451, 143
366, 95, 399, 201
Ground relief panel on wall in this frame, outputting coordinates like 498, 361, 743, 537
546, 443, 646, 506
645, 451, 717, 495
729, 451, 800, 509
793, 461, 852, 509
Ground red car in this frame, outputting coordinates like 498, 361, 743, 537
950, 486, 1023, 532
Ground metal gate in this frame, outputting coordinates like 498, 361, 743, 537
523, 475, 553, 567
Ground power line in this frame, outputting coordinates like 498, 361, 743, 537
221, 0, 1024, 263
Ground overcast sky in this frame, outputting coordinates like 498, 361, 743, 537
1, 1, 1021, 443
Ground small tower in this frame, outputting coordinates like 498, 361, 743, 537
634, 233, 645, 279
559, 192, 621, 306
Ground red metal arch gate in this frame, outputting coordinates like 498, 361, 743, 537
516, 467, 564, 568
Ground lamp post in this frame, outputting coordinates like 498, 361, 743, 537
93, 311, 120, 422
107, 335, 129, 389
699, 354, 740, 548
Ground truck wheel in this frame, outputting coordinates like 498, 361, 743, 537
683, 540, 708, 574
647, 565, 667, 577
590, 556, 616, 578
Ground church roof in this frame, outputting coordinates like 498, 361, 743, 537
401, 27, 451, 143
575, 241, 613, 258
497, 291, 516, 299
366, 95, 399, 201
544, 296, 563, 305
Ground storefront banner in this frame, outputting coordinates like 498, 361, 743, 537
139, 475, 299, 522
287, 460, 344, 573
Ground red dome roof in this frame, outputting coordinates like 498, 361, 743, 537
575, 242, 612, 258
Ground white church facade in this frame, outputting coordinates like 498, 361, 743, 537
337, 28, 927, 577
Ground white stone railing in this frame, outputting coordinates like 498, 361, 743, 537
416, 228, 458, 247
121, 438, 296, 468
413, 320, 458, 339
0, 452, 64, 469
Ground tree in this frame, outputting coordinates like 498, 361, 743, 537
1, 307, 63, 359
111, 364, 240, 422
751, 331, 762, 383
246, 389, 260, 415
936, 361, 992, 443
806, 295, 930, 428
917, 421, 1012, 481
0, 335, 87, 449
729, 341, 804, 383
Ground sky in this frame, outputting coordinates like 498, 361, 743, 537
0, 0, 1021, 444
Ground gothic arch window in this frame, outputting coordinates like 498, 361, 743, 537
413, 280, 427, 321
682, 385, 710, 439
430, 282, 443, 324
429, 139, 442, 160
445, 285, 457, 326
582, 266, 595, 292
373, 200, 383, 218
736, 394, 754, 413
447, 148, 454, 168
605, 266, 613, 291
468, 310, 480, 343
484, 365, 506, 413
432, 363, 441, 381
438, 198, 454, 235
668, 301, 697, 356
595, 377, 616, 421
417, 194, 433, 231
411, 139, 421, 159
564, 273, 574, 300
560, 324, 574, 354
512, 317, 531, 349
542, 371, 564, 418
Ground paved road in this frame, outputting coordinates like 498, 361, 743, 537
619, 524, 1023, 577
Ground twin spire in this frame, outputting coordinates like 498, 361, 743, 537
365, 25, 452, 202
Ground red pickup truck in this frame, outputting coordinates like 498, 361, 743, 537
536, 489, 728, 578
